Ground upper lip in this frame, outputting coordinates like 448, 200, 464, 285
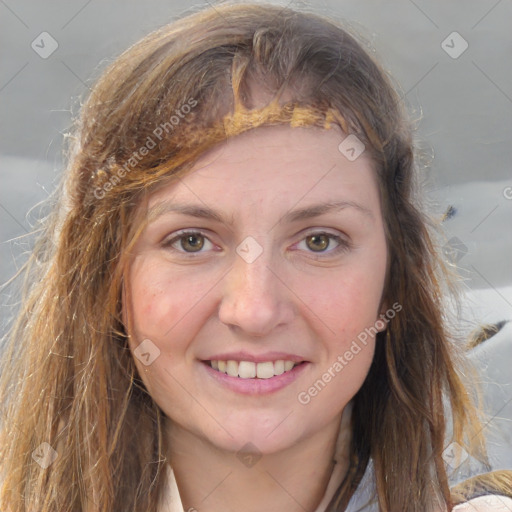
202, 351, 306, 363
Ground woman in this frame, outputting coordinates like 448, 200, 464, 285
0, 3, 511, 511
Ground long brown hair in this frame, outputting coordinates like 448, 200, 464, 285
0, 2, 496, 510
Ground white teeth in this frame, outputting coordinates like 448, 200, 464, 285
274, 360, 284, 375
238, 361, 256, 378
226, 360, 238, 378
208, 359, 301, 379
284, 361, 294, 371
256, 361, 275, 379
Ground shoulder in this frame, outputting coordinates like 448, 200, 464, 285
452, 495, 512, 511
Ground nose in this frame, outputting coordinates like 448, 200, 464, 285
218, 247, 295, 337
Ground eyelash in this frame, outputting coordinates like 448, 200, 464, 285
161, 230, 351, 258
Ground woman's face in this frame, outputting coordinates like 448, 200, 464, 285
124, 125, 388, 454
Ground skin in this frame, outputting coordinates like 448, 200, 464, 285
124, 125, 389, 512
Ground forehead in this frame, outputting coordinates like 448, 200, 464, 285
147, 125, 379, 215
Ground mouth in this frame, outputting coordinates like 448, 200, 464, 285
203, 359, 307, 379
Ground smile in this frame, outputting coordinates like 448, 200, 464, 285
201, 359, 309, 395
208, 359, 303, 379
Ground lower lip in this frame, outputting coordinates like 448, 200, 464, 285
201, 361, 309, 395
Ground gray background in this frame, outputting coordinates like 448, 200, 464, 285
1, 0, 511, 475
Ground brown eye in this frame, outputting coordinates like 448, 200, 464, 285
306, 234, 331, 252
295, 232, 349, 257
180, 234, 205, 252
163, 231, 214, 254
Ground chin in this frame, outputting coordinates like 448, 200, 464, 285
203, 415, 303, 456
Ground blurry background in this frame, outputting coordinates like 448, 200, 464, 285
1, 0, 511, 478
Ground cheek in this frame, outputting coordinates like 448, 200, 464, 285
123, 256, 206, 397
296, 263, 384, 412
127, 259, 171, 337
303, 262, 386, 339
127, 256, 202, 339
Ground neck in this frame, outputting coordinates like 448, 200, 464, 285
161, 406, 352, 512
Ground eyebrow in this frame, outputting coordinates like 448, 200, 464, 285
281, 200, 374, 223
147, 202, 229, 224
146, 199, 374, 226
